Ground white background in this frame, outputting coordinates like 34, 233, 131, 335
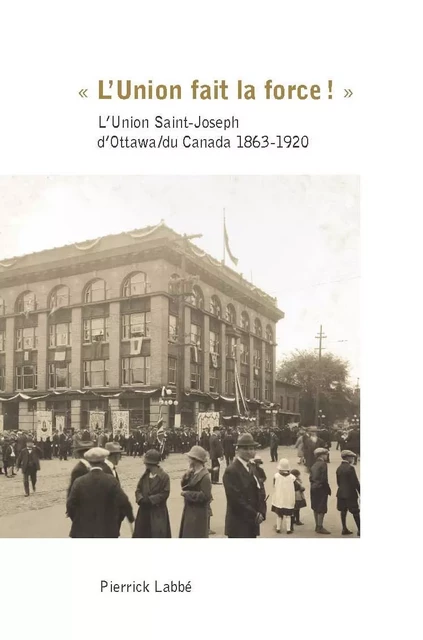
0, 1, 421, 638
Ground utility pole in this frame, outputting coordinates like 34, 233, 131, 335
174, 233, 203, 426
314, 325, 327, 425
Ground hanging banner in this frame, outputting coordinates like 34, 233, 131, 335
55, 415, 65, 434
37, 410, 53, 441
89, 411, 105, 432
0, 415, 4, 432
197, 411, 220, 438
111, 410, 130, 438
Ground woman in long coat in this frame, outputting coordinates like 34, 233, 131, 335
133, 449, 171, 538
179, 446, 212, 538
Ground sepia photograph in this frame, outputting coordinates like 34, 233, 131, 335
0, 175, 359, 538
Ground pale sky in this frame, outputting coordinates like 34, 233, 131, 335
0, 176, 360, 382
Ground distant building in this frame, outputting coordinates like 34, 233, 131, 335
0, 222, 284, 432
275, 380, 301, 426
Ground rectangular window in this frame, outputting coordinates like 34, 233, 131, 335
49, 323, 71, 347
209, 330, 220, 354
83, 317, 109, 343
190, 363, 202, 390
48, 363, 71, 389
240, 375, 249, 399
122, 357, 150, 385
209, 368, 220, 393
83, 360, 109, 387
225, 370, 235, 395
265, 347, 272, 372
0, 330, 4, 351
16, 365, 37, 390
240, 340, 249, 364
190, 322, 202, 347
225, 335, 235, 358
253, 379, 261, 400
253, 348, 261, 368
0, 365, 5, 390
122, 312, 151, 339
16, 327, 38, 350
265, 383, 271, 401
168, 357, 177, 385
168, 314, 179, 342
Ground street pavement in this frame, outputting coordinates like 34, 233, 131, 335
0, 446, 360, 538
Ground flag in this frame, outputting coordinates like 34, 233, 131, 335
130, 336, 143, 355
224, 215, 238, 266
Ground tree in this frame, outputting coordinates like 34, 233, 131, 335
277, 349, 357, 426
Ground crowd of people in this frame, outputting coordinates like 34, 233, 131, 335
1, 423, 360, 538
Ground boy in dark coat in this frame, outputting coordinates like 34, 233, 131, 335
336, 449, 360, 536
133, 449, 171, 538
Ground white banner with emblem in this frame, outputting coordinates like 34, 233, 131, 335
197, 411, 220, 439
55, 415, 65, 435
89, 411, 105, 432
111, 411, 130, 438
37, 410, 53, 441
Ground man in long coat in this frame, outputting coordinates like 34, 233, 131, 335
133, 449, 171, 538
16, 440, 41, 496
209, 427, 224, 484
336, 449, 360, 536
66, 448, 134, 538
222, 430, 236, 467
67, 441, 113, 497
223, 433, 265, 538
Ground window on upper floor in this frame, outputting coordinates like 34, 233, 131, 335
49, 285, 70, 309
265, 325, 273, 342
169, 314, 179, 342
241, 311, 250, 331
84, 279, 106, 303
48, 363, 71, 389
190, 285, 204, 309
16, 365, 37, 390
209, 330, 220, 354
168, 357, 177, 385
0, 297, 5, 315
254, 318, 262, 337
122, 312, 150, 339
16, 327, 39, 350
0, 330, 4, 351
83, 317, 109, 343
225, 304, 236, 324
16, 291, 37, 314
123, 272, 150, 297
122, 356, 150, 385
83, 360, 109, 387
49, 323, 72, 347
210, 295, 222, 318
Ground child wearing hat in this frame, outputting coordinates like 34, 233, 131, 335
291, 468, 306, 525
271, 458, 296, 534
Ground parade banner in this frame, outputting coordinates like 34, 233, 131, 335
0, 415, 3, 432
197, 411, 220, 439
55, 415, 65, 434
111, 410, 130, 438
37, 410, 53, 441
89, 411, 105, 432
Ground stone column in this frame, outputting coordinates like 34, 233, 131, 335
71, 399, 81, 431
5, 316, 15, 392
150, 296, 169, 387
108, 302, 121, 388
37, 312, 48, 392
261, 340, 266, 402
203, 315, 210, 391
71, 308, 82, 389
183, 307, 191, 390
249, 334, 254, 399
220, 323, 226, 395
272, 344, 277, 402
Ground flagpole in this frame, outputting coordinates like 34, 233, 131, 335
223, 208, 226, 265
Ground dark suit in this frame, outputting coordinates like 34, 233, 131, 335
67, 459, 113, 497
223, 458, 263, 538
336, 461, 360, 512
222, 433, 235, 466
209, 434, 223, 484
66, 469, 134, 538
16, 447, 41, 495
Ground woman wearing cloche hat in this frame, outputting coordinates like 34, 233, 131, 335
179, 446, 212, 538
271, 459, 296, 534
133, 449, 171, 538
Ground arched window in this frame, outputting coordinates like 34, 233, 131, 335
16, 291, 37, 314
265, 325, 273, 342
254, 318, 262, 337
84, 279, 106, 303
169, 273, 181, 295
241, 311, 250, 331
49, 285, 70, 309
0, 297, 5, 315
123, 271, 150, 297
225, 304, 236, 325
191, 285, 204, 309
210, 295, 222, 318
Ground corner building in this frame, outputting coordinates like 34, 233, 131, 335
0, 223, 284, 431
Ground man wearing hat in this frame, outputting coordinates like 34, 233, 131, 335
336, 450, 360, 536
66, 447, 134, 538
104, 442, 123, 483
209, 427, 224, 484
310, 448, 332, 534
303, 426, 325, 472
222, 433, 266, 538
16, 439, 42, 497
67, 441, 113, 497
133, 449, 171, 538
179, 445, 212, 538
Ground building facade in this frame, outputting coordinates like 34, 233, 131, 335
0, 222, 284, 432
274, 380, 301, 426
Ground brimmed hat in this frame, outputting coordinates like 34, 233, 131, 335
75, 440, 95, 451
314, 447, 329, 457
144, 449, 161, 465
105, 442, 123, 454
84, 447, 110, 463
308, 426, 318, 433
341, 449, 356, 459
278, 458, 290, 471
187, 445, 207, 464
236, 433, 258, 448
